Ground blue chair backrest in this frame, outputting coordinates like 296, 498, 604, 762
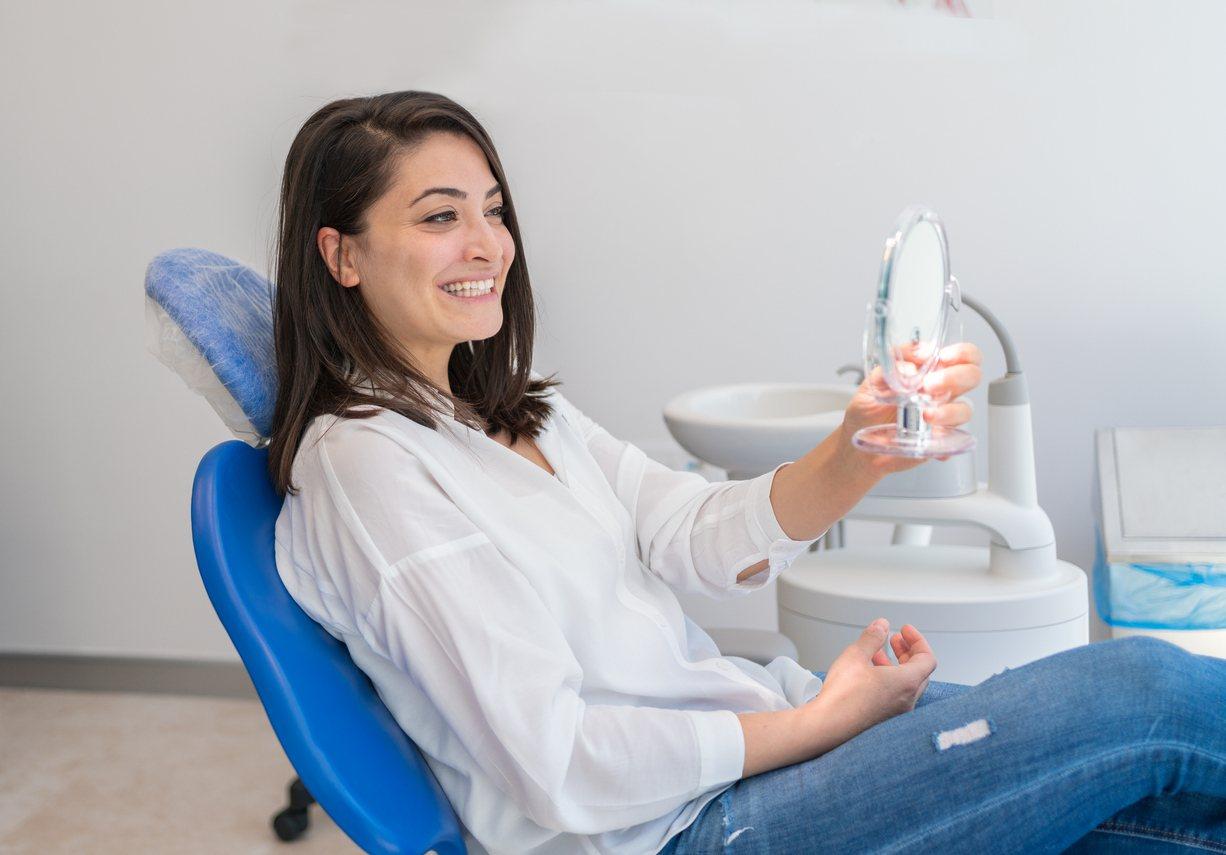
147, 248, 466, 854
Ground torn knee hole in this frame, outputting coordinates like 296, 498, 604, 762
932, 717, 994, 751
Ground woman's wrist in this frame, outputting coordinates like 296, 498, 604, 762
795, 688, 867, 759
828, 422, 884, 490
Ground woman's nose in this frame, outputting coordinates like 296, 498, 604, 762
464, 214, 503, 262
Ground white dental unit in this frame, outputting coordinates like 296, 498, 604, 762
666, 205, 1089, 685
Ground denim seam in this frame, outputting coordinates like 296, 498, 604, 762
879, 740, 1226, 854
1091, 821, 1226, 854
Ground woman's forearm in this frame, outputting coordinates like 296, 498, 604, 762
736, 694, 860, 778
768, 425, 880, 542
734, 427, 879, 584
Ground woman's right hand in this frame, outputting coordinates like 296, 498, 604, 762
801, 619, 938, 751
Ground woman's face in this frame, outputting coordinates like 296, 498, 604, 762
321, 132, 515, 385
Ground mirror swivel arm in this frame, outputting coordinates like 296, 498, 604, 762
959, 290, 1023, 375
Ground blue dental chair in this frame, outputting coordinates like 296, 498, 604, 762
144, 248, 467, 854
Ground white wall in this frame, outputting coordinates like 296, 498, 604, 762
2, 0, 1223, 660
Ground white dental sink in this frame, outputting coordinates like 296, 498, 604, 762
662, 382, 855, 479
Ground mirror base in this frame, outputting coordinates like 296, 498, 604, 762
852, 424, 976, 458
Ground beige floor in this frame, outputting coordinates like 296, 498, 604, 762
0, 687, 356, 853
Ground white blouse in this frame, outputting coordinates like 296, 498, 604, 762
274, 379, 825, 855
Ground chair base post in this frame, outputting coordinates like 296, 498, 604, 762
271, 776, 316, 842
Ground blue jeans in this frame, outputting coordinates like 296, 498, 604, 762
660, 637, 1226, 853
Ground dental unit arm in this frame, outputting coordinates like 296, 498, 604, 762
847, 291, 1059, 580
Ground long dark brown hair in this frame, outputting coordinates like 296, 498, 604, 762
267, 91, 560, 496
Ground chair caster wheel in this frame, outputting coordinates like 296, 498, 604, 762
272, 807, 310, 841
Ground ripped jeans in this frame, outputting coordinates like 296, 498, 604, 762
660, 637, 1226, 854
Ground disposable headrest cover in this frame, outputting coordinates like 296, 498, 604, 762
145, 248, 277, 441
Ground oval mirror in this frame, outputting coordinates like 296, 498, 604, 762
855, 205, 975, 458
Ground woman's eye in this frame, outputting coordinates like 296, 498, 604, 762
424, 205, 506, 224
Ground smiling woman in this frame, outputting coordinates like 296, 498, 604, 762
267, 91, 559, 498
265, 91, 1226, 855
267, 90, 840, 855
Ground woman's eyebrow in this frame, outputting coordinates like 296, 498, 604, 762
409, 183, 502, 206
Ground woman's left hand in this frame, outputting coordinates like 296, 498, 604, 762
836, 342, 984, 479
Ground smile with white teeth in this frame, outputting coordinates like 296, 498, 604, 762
440, 277, 495, 297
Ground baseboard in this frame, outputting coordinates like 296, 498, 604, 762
0, 653, 257, 700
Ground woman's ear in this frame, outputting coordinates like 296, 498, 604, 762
316, 226, 361, 287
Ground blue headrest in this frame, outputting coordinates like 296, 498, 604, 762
145, 247, 277, 442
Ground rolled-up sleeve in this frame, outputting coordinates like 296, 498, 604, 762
318, 421, 746, 835
556, 393, 824, 599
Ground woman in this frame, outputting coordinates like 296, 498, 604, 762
269, 91, 1226, 854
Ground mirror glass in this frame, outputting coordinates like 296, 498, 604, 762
854, 205, 975, 458
884, 219, 946, 393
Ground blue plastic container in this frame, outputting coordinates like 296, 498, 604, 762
1093, 427, 1226, 656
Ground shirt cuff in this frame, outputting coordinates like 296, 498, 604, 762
740, 462, 826, 587
763, 655, 824, 707
688, 708, 745, 790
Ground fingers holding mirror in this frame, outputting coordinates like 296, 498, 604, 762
921, 362, 982, 404
923, 397, 973, 427
936, 341, 983, 367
